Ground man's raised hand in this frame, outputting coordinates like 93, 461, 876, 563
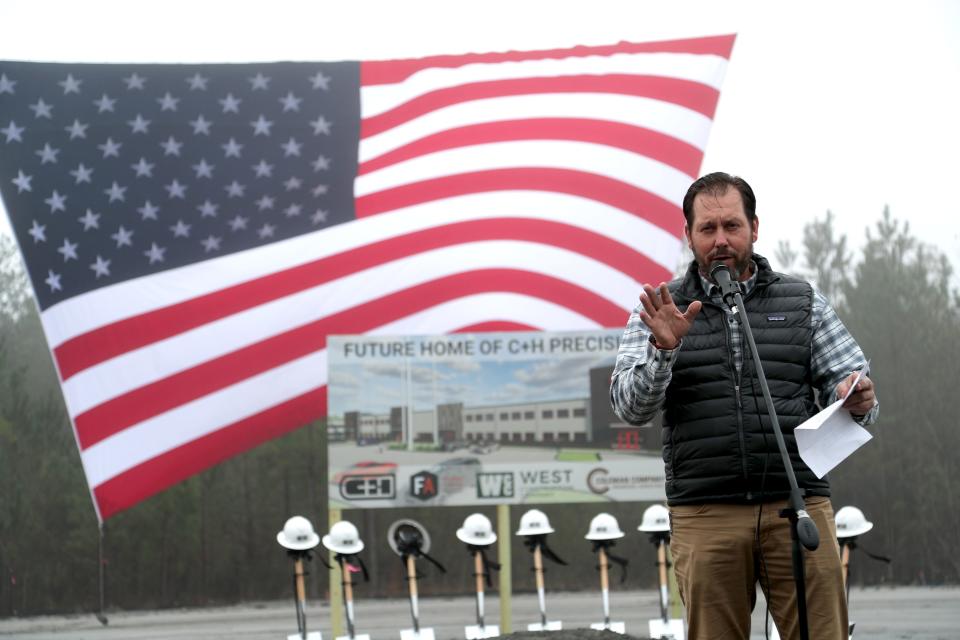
638, 283, 702, 350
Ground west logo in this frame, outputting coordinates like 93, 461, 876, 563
340, 474, 396, 500
477, 472, 515, 498
410, 471, 439, 500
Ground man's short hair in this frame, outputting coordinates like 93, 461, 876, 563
682, 172, 756, 227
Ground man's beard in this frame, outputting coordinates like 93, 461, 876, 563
694, 242, 754, 282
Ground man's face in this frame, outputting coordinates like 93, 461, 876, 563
685, 187, 759, 282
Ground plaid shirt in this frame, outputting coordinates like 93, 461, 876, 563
610, 261, 879, 427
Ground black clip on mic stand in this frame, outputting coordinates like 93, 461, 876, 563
709, 261, 820, 640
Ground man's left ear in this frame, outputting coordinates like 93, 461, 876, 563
752, 217, 759, 242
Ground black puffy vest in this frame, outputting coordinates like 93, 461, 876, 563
662, 256, 829, 505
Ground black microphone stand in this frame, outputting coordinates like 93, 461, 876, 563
713, 264, 820, 640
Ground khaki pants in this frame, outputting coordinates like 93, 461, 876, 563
669, 497, 847, 640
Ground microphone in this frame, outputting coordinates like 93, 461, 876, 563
709, 261, 742, 312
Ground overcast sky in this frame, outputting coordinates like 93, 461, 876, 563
3, 0, 958, 277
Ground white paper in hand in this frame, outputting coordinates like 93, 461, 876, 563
795, 365, 873, 478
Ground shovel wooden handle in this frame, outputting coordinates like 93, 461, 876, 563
841, 543, 851, 588
343, 560, 354, 604
474, 551, 485, 595
598, 547, 609, 592
533, 546, 544, 592
294, 558, 307, 604
406, 555, 418, 599
657, 542, 668, 592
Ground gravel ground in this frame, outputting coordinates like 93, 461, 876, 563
1, 587, 957, 639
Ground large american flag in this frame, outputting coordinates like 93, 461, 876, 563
0, 35, 735, 520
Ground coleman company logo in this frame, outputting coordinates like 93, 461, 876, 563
587, 467, 665, 494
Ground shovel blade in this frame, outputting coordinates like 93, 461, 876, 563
649, 618, 685, 639
400, 628, 435, 640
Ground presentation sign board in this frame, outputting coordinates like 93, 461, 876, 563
327, 331, 666, 509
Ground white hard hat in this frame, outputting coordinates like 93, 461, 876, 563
638, 504, 670, 533
322, 520, 365, 554
835, 506, 874, 538
516, 508, 555, 536
585, 513, 624, 540
277, 515, 321, 550
456, 513, 497, 545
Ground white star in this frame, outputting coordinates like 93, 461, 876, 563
165, 180, 187, 199
312, 155, 330, 171
70, 163, 94, 184
98, 137, 122, 158
90, 255, 111, 278
160, 136, 183, 156
250, 115, 273, 136
157, 92, 180, 111
2, 121, 24, 143
127, 114, 150, 134
94, 94, 116, 112
170, 220, 191, 238
309, 71, 330, 90
201, 235, 222, 252
252, 160, 273, 177
78, 209, 101, 230
45, 270, 62, 292
228, 215, 248, 231
28, 220, 46, 243
35, 143, 60, 164
0, 73, 16, 94
111, 226, 134, 248
256, 195, 275, 211
124, 73, 146, 90
144, 243, 166, 264
58, 74, 82, 94
190, 115, 212, 135
284, 204, 302, 217
131, 157, 154, 178
312, 184, 328, 197
186, 73, 209, 90
281, 137, 302, 157
12, 170, 32, 192
224, 181, 245, 197
197, 200, 219, 217
65, 119, 88, 139
192, 158, 214, 178
219, 93, 241, 113
138, 201, 160, 220
312, 209, 329, 224
45, 190, 67, 213
248, 72, 270, 90
29, 99, 53, 119
310, 115, 331, 135
221, 138, 243, 158
284, 177, 302, 191
58, 238, 79, 262
104, 182, 126, 203
258, 224, 276, 239
279, 92, 302, 112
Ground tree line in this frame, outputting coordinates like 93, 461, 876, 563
1, 207, 958, 616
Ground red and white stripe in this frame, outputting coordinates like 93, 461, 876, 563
41, 35, 735, 520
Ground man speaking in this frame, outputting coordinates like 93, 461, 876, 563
610, 172, 878, 639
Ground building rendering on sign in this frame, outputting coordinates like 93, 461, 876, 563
340, 366, 659, 451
